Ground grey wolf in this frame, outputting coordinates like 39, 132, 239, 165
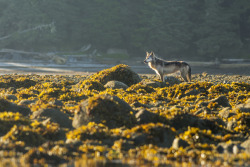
144, 51, 191, 82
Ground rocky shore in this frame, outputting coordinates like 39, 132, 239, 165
0, 64, 249, 166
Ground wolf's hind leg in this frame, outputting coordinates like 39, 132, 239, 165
181, 74, 188, 82
186, 72, 191, 82
180, 70, 188, 82
157, 73, 164, 82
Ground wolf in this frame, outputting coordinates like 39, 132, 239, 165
144, 51, 191, 82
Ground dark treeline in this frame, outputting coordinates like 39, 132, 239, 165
0, 0, 249, 60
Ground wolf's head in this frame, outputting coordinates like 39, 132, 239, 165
144, 51, 155, 64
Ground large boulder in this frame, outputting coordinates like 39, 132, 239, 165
72, 94, 135, 128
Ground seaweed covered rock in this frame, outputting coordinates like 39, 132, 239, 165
165, 76, 181, 85
32, 108, 72, 129
169, 113, 220, 132
1, 125, 46, 146
88, 64, 141, 86
233, 98, 250, 113
0, 98, 31, 116
127, 82, 155, 93
209, 95, 231, 108
0, 77, 36, 89
77, 79, 105, 91
20, 148, 67, 165
0, 112, 30, 136
142, 80, 162, 88
67, 122, 110, 141
72, 94, 135, 128
122, 123, 176, 147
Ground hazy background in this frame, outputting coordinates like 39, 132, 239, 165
0, 0, 249, 74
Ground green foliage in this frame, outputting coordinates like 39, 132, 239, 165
0, 0, 249, 59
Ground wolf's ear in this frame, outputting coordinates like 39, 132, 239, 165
151, 51, 155, 56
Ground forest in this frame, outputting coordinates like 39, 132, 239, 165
0, 0, 249, 61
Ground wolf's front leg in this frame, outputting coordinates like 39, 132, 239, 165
159, 74, 164, 82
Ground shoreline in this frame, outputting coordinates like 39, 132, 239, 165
0, 64, 249, 76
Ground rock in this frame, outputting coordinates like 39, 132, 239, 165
32, 108, 72, 129
132, 101, 148, 108
196, 101, 209, 108
169, 113, 218, 131
210, 95, 231, 107
227, 121, 237, 131
112, 139, 135, 151
216, 145, 224, 153
104, 80, 128, 90
218, 107, 236, 119
20, 148, 67, 165
132, 133, 148, 145
241, 138, 250, 154
7, 87, 17, 94
184, 89, 200, 97
233, 99, 250, 113
172, 138, 190, 149
195, 96, 208, 103
48, 99, 64, 106
88, 64, 141, 86
129, 123, 176, 148
165, 76, 181, 85
135, 109, 159, 124
18, 99, 37, 106
233, 145, 239, 154
79, 80, 105, 91
0, 98, 31, 116
53, 56, 67, 65
127, 83, 155, 93
72, 95, 135, 128
141, 80, 162, 88
217, 143, 241, 154
194, 107, 211, 115
5, 94, 18, 101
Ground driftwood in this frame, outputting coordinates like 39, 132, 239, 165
0, 49, 66, 65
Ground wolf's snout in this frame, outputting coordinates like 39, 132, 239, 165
143, 60, 147, 64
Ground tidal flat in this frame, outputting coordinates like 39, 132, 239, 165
0, 64, 249, 167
